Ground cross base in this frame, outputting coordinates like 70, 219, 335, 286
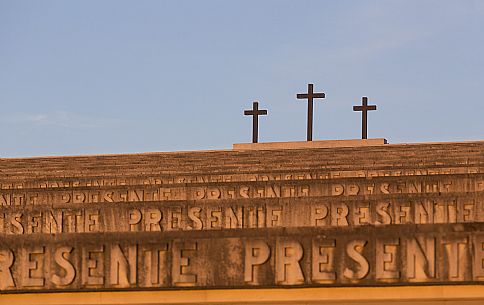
233, 138, 388, 150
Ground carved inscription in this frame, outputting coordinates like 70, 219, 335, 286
0, 227, 483, 291
1, 176, 482, 207
0, 184, 310, 206
1, 142, 482, 293
1, 167, 481, 190
0, 196, 481, 235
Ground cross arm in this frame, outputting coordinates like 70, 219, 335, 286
297, 93, 326, 99
353, 105, 377, 111
244, 110, 268, 115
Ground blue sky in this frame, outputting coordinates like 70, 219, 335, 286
1, 0, 483, 157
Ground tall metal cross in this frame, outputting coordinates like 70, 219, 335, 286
244, 101, 268, 143
296, 83, 325, 141
353, 96, 377, 139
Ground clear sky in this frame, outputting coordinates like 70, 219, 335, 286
1, 0, 483, 157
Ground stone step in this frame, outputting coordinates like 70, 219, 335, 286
1, 192, 482, 232
1, 142, 482, 179
1, 163, 482, 182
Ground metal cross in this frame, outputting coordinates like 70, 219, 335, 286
296, 83, 325, 141
244, 101, 268, 143
353, 96, 377, 139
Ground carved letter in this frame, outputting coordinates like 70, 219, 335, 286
406, 236, 436, 281
84, 209, 100, 232
172, 241, 197, 286
376, 239, 400, 281
311, 204, 329, 227
347, 184, 360, 195
27, 212, 41, 234
167, 207, 182, 230
275, 240, 304, 285
331, 203, 349, 226
225, 207, 242, 229
22, 247, 45, 287
331, 184, 344, 196
0, 249, 15, 289
128, 209, 142, 231
73, 191, 86, 203
380, 183, 390, 194
10, 213, 24, 234
343, 240, 369, 280
239, 186, 250, 198
376, 202, 392, 225
311, 239, 336, 283
443, 237, 467, 281
244, 240, 270, 284
188, 207, 203, 230
103, 191, 114, 202
473, 235, 484, 280
267, 206, 282, 228
194, 188, 206, 200
395, 203, 411, 224
110, 244, 137, 287
207, 188, 221, 199
52, 246, 76, 286
44, 210, 63, 234
354, 204, 370, 225
461, 202, 475, 222
207, 206, 222, 229
82, 246, 104, 286
142, 244, 168, 287
128, 189, 143, 202
145, 209, 162, 232
415, 201, 433, 224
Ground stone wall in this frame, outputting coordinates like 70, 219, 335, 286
0, 141, 483, 292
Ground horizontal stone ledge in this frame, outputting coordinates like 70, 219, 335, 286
1, 172, 482, 191
1, 285, 484, 305
233, 139, 389, 150
0, 190, 482, 209
0, 225, 483, 292
2, 158, 482, 176
1, 221, 483, 239
0, 195, 482, 235
2, 140, 482, 163
1, 176, 481, 207
3, 153, 481, 167
4, 160, 483, 172
1, 168, 483, 191
3, 154, 481, 168
2, 151, 481, 166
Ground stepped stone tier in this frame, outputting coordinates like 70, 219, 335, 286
0, 139, 483, 304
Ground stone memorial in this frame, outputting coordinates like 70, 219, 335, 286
0, 139, 483, 304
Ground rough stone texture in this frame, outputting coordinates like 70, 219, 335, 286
0, 140, 483, 293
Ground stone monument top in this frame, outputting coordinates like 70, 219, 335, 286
0, 139, 482, 300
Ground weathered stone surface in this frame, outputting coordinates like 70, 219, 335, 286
0, 194, 482, 235
0, 225, 483, 291
0, 141, 483, 293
